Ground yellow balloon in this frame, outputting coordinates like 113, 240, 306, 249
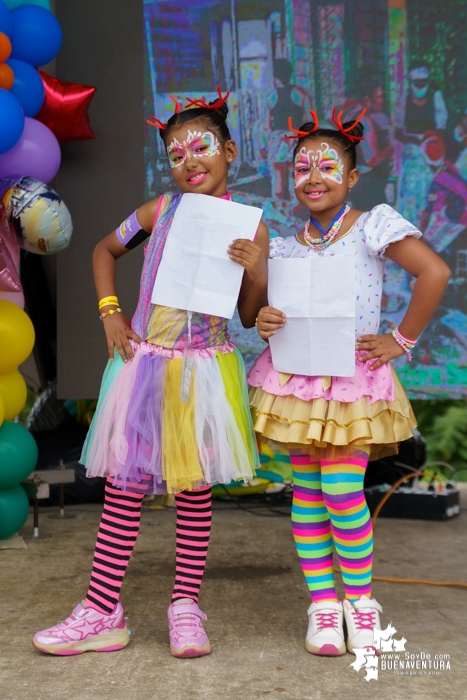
0, 393, 4, 427
0, 300, 35, 372
0, 369, 27, 420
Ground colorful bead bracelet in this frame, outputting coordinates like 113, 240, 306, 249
392, 327, 417, 362
100, 307, 122, 320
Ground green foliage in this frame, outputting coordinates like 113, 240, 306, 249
412, 400, 467, 480
425, 405, 467, 462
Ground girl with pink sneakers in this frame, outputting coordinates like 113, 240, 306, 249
33, 92, 268, 657
248, 109, 450, 656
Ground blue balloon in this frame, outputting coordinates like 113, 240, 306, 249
6, 59, 44, 116
11, 5, 62, 67
0, 89, 24, 154
0, 0, 13, 38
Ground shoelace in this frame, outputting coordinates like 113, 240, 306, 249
352, 609, 376, 630
316, 611, 339, 629
171, 611, 201, 630
52, 613, 79, 631
54, 608, 94, 631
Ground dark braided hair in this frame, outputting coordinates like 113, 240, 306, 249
159, 102, 231, 147
293, 120, 365, 170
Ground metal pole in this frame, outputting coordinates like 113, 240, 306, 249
33, 498, 39, 538
59, 459, 65, 518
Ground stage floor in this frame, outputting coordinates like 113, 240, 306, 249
1, 491, 465, 700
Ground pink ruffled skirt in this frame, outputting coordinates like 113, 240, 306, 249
247, 347, 416, 460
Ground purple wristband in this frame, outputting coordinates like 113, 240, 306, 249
116, 210, 144, 247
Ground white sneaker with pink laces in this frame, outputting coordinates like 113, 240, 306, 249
343, 596, 382, 654
305, 601, 346, 656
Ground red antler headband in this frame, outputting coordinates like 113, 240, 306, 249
184, 85, 230, 110
147, 88, 229, 129
284, 110, 319, 139
331, 106, 366, 142
147, 94, 182, 129
284, 107, 366, 143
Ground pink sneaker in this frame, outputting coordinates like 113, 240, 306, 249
168, 600, 212, 658
32, 601, 130, 655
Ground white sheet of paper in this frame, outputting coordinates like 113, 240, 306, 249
151, 193, 263, 319
268, 256, 355, 377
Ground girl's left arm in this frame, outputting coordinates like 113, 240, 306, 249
357, 236, 451, 369
228, 221, 269, 328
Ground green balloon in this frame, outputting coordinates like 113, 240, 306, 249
0, 421, 38, 488
0, 485, 29, 539
20, 1, 52, 9
3, 0, 51, 8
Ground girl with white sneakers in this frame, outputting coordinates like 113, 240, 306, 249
249, 108, 450, 655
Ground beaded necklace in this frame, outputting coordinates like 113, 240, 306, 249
303, 203, 350, 254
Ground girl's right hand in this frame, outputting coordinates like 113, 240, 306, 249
256, 306, 286, 340
102, 312, 142, 362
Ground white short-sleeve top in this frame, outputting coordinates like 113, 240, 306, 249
269, 204, 422, 337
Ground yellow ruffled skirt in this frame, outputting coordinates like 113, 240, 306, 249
249, 366, 416, 461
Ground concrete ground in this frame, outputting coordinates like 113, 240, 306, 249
0, 492, 466, 700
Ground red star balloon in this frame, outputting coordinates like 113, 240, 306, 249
34, 70, 96, 143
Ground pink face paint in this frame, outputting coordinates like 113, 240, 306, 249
293, 142, 344, 188
167, 129, 220, 169
293, 150, 312, 188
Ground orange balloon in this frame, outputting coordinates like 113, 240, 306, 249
0, 33, 12, 63
0, 62, 14, 90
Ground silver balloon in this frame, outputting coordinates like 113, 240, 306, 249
0, 176, 73, 255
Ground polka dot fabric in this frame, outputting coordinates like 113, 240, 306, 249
269, 203, 421, 338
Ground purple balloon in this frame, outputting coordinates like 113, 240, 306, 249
0, 116, 61, 183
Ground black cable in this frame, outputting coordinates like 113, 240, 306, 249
213, 483, 291, 517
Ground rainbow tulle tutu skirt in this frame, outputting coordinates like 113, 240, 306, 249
81, 340, 259, 494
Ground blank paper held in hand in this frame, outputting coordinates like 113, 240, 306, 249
268, 256, 356, 377
151, 193, 263, 319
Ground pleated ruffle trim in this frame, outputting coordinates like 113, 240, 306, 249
249, 367, 416, 461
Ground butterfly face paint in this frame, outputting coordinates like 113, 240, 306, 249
167, 130, 221, 169
293, 142, 345, 188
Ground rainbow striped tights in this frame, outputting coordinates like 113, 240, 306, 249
290, 446, 372, 603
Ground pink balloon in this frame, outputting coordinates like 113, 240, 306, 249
0, 117, 61, 183
0, 232, 22, 292
0, 289, 24, 308
2, 228, 20, 267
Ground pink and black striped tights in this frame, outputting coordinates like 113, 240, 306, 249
84, 478, 212, 614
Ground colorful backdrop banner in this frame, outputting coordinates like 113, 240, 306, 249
143, 0, 467, 399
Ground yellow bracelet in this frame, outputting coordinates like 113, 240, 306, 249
100, 307, 122, 320
98, 295, 119, 310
